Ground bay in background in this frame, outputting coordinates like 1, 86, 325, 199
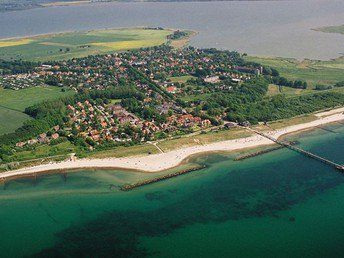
0, 0, 344, 59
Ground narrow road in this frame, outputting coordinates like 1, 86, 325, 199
153, 142, 164, 153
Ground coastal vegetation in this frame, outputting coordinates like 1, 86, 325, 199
244, 56, 344, 88
313, 25, 344, 35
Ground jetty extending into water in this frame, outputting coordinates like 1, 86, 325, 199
120, 165, 206, 191
234, 146, 284, 161
249, 128, 344, 172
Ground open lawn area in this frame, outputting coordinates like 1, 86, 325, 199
267, 84, 315, 97
0, 28, 173, 61
168, 75, 196, 83
0, 86, 74, 135
0, 86, 74, 112
245, 56, 344, 87
0, 107, 30, 135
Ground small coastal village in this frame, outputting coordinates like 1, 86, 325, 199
1, 44, 263, 152
0, 30, 343, 171
1, 45, 259, 92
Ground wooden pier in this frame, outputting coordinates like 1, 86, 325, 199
249, 128, 344, 172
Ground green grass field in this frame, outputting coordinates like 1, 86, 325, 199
0, 86, 74, 112
245, 56, 344, 87
0, 28, 173, 61
168, 75, 196, 83
266, 84, 315, 97
0, 107, 30, 135
0, 86, 74, 135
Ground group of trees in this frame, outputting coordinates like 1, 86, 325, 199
121, 97, 168, 124
0, 59, 39, 74
201, 77, 269, 123
239, 92, 344, 122
200, 76, 344, 124
270, 76, 307, 89
167, 30, 189, 40
335, 81, 344, 87
315, 84, 333, 91
227, 91, 344, 124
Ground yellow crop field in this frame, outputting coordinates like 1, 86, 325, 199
0, 39, 34, 48
0, 28, 174, 61
92, 39, 167, 51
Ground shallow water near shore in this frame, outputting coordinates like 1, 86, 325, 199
0, 123, 344, 257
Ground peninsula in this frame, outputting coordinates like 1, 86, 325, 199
1, 27, 344, 181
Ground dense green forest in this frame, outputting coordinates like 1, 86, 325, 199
200, 77, 344, 124
0, 60, 39, 74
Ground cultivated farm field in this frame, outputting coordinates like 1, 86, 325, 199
0, 28, 172, 61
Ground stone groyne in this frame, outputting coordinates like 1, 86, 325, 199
120, 165, 206, 191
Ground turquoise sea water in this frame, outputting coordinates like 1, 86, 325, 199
0, 123, 344, 257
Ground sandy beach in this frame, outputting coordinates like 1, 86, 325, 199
1, 108, 343, 180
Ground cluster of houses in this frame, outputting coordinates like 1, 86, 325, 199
6, 46, 262, 150
62, 100, 213, 145
122, 46, 262, 93
1, 73, 41, 90
66, 101, 137, 143
15, 98, 213, 148
112, 104, 140, 125
2, 46, 261, 100
1, 55, 131, 91
16, 126, 60, 148
167, 114, 211, 128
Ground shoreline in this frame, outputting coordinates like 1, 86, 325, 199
1, 108, 343, 181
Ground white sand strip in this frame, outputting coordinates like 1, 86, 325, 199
1, 109, 343, 180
